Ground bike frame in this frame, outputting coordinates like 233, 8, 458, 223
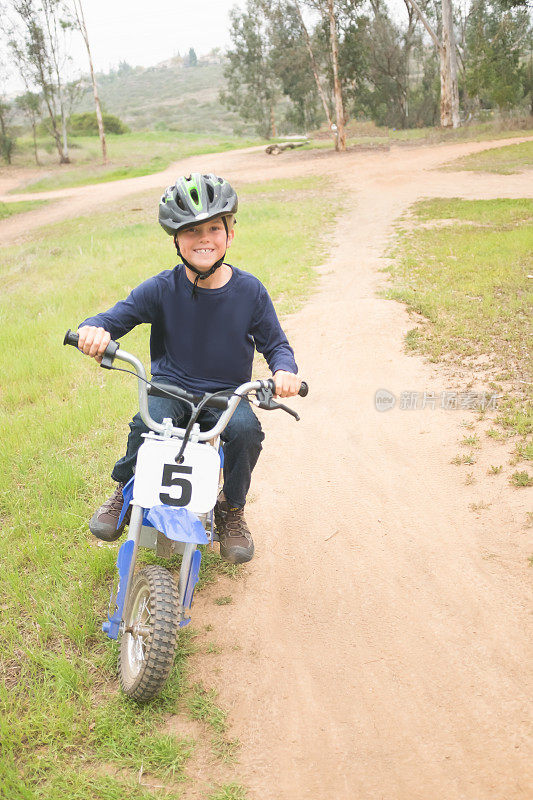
101, 346, 269, 641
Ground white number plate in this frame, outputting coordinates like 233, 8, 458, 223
132, 437, 221, 514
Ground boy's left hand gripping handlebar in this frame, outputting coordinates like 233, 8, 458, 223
63, 329, 120, 370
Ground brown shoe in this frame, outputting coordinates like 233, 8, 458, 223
89, 483, 131, 542
214, 498, 254, 564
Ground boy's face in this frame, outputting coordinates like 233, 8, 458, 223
176, 216, 234, 271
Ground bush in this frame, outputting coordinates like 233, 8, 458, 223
69, 112, 129, 136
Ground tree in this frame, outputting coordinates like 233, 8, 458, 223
293, 0, 334, 131
327, 0, 347, 149
71, 0, 106, 163
16, 91, 42, 163
403, 0, 460, 127
463, 0, 531, 112
0, 100, 15, 164
5, 0, 75, 163
267, 1, 324, 132
187, 47, 198, 67
220, 1, 279, 138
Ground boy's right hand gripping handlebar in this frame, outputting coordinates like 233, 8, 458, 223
63, 329, 120, 370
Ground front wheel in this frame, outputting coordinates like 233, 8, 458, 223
119, 566, 179, 702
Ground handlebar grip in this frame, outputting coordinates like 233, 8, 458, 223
63, 328, 120, 369
63, 329, 79, 347
266, 378, 309, 397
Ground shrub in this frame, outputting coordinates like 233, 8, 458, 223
69, 112, 129, 136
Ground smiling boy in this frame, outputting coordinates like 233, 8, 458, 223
77, 173, 300, 564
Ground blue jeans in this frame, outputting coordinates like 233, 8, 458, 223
111, 394, 265, 508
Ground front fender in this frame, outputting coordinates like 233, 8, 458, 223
145, 504, 208, 545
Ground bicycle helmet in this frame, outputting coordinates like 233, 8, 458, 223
159, 173, 238, 298
159, 173, 238, 236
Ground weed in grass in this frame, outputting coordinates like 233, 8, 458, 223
211, 731, 240, 763
451, 453, 477, 465
488, 465, 503, 475
208, 783, 248, 800
186, 683, 227, 733
205, 642, 223, 654
465, 472, 476, 485
514, 441, 533, 462
461, 435, 480, 448
486, 428, 505, 440
469, 501, 492, 512
510, 471, 533, 488
214, 596, 233, 606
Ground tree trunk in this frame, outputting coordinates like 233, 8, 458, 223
294, 1, 334, 133
441, 0, 460, 128
74, 0, 107, 163
327, 0, 346, 151
270, 101, 277, 138
31, 119, 40, 165
403, 0, 461, 128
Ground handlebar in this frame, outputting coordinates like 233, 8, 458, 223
63, 329, 308, 439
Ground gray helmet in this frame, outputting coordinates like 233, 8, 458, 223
159, 173, 238, 236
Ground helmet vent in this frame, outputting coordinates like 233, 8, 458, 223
175, 194, 186, 211
206, 184, 214, 202
190, 187, 199, 205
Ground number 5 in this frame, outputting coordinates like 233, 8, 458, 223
160, 464, 193, 507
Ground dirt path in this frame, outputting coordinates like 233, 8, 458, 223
183, 141, 531, 800
3, 138, 532, 798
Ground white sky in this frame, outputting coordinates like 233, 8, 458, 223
4, 0, 412, 94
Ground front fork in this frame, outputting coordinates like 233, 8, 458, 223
102, 505, 202, 640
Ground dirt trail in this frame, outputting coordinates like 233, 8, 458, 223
185, 141, 532, 800
3, 138, 532, 798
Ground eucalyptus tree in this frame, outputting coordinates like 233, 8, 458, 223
5, 0, 74, 162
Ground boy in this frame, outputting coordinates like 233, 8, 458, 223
77, 173, 301, 564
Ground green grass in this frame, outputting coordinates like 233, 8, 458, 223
385, 197, 532, 438
0, 199, 48, 218
10, 130, 264, 194
443, 140, 533, 174
301, 119, 533, 152
0, 175, 336, 799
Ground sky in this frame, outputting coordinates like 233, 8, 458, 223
4, 0, 411, 94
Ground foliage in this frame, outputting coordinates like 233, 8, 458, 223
463, 0, 532, 112
220, 1, 279, 138
68, 111, 128, 136
4, 0, 78, 163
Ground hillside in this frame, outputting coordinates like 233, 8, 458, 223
73, 57, 247, 135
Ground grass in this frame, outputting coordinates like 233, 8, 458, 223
0, 199, 48, 218
443, 140, 533, 174
385, 197, 532, 440
301, 118, 533, 152
9, 130, 265, 194
0, 174, 337, 799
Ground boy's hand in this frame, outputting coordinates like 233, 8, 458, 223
77, 325, 111, 364
272, 370, 301, 399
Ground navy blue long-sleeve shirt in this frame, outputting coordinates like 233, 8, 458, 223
79, 264, 297, 394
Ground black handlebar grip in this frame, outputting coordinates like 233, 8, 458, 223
63, 328, 119, 369
267, 378, 309, 396
63, 329, 79, 347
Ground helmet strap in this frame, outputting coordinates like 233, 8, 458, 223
174, 217, 229, 300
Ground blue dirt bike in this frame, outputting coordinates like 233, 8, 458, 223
64, 330, 307, 701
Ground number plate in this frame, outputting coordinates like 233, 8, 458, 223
132, 437, 221, 514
